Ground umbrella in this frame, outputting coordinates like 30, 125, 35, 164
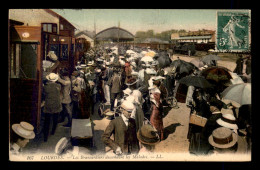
202, 55, 220, 65
221, 83, 251, 106
140, 56, 154, 62
201, 66, 232, 83
171, 59, 196, 74
126, 50, 136, 54
229, 72, 244, 85
157, 54, 172, 69
190, 58, 205, 68
179, 76, 214, 89
146, 51, 156, 57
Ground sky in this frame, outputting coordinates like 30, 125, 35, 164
52, 9, 218, 34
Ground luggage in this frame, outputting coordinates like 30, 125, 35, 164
189, 113, 207, 127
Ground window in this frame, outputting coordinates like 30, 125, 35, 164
42, 23, 57, 33
60, 44, 68, 61
10, 43, 38, 79
60, 24, 64, 30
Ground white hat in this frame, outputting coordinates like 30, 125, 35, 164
46, 73, 59, 82
119, 56, 125, 59
105, 62, 111, 66
95, 69, 101, 73
87, 61, 94, 66
80, 64, 87, 67
153, 76, 166, 80
12, 121, 35, 139
131, 62, 137, 68
221, 108, 234, 115
96, 58, 103, 62
47, 51, 58, 61
216, 113, 238, 130
131, 71, 139, 76
55, 137, 69, 155
145, 68, 157, 75
208, 127, 238, 149
123, 88, 132, 96
121, 100, 135, 111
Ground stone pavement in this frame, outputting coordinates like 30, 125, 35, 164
22, 100, 191, 155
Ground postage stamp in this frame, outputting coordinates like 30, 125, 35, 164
216, 10, 251, 52
8, 9, 252, 162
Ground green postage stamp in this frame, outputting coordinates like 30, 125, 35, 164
216, 10, 251, 52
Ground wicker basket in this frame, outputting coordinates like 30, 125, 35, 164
189, 113, 207, 127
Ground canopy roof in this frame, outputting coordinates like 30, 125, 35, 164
95, 27, 135, 41
173, 35, 212, 40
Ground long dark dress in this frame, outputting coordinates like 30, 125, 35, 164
150, 93, 164, 141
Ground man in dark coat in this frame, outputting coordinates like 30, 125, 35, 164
245, 55, 251, 75
107, 65, 122, 111
102, 100, 140, 155
234, 54, 244, 75
42, 73, 62, 142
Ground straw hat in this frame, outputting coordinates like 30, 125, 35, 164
103, 109, 114, 116
220, 108, 234, 115
87, 61, 94, 66
216, 113, 238, 130
153, 76, 166, 80
46, 73, 59, 82
208, 127, 238, 149
80, 64, 87, 68
131, 71, 139, 76
121, 100, 135, 112
137, 124, 160, 145
145, 68, 157, 75
12, 121, 35, 139
55, 137, 69, 155
131, 62, 137, 68
47, 51, 58, 61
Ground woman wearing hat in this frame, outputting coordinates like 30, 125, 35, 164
43, 73, 62, 142
124, 61, 132, 84
149, 83, 164, 141
10, 122, 35, 155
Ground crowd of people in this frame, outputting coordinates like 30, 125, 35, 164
10, 44, 252, 157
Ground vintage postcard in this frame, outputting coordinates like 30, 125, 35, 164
8, 9, 251, 162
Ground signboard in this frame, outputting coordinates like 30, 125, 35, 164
216, 10, 251, 52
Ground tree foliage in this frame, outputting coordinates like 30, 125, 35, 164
135, 29, 187, 43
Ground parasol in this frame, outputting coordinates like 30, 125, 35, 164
179, 76, 214, 89
221, 83, 251, 106
202, 55, 221, 65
